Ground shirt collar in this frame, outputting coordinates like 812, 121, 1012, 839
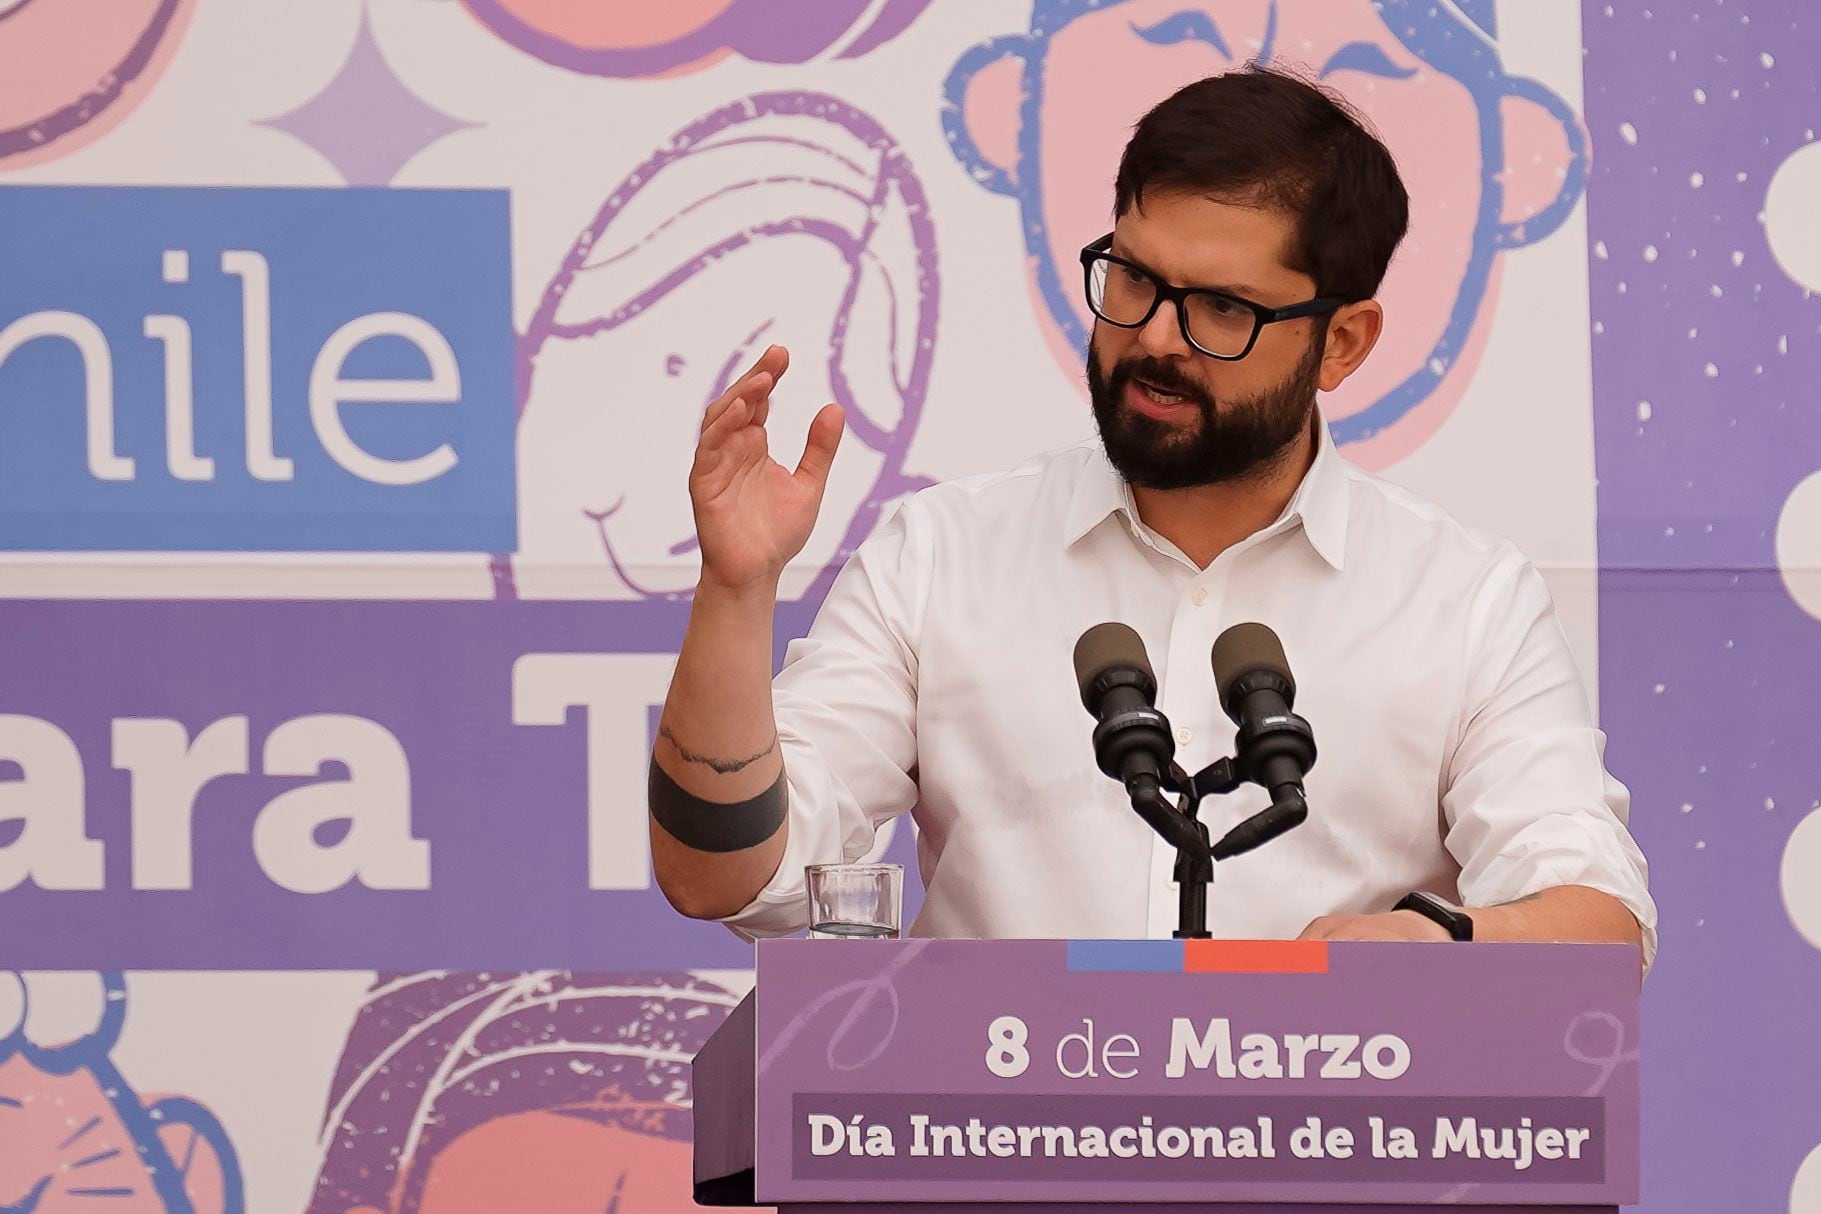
1063, 412, 1351, 571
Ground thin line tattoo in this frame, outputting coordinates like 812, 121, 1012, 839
659, 723, 777, 775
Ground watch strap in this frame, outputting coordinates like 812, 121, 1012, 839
1395, 891, 1474, 941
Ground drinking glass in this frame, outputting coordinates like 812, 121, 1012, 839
805, 863, 903, 939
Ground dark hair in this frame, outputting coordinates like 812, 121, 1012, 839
1113, 65, 1410, 301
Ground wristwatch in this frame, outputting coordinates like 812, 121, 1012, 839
1394, 891, 1474, 941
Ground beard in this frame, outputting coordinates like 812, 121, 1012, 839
1086, 331, 1323, 491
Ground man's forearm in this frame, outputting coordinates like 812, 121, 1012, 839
1306, 885, 1647, 972
649, 579, 790, 920
1468, 884, 1643, 950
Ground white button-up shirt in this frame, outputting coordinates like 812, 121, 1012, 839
724, 422, 1657, 967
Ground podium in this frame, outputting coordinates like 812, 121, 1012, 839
693, 939, 1639, 1212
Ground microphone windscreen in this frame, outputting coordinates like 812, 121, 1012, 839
1073, 621, 1153, 710
1211, 622, 1295, 710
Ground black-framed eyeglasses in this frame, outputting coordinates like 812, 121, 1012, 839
1079, 234, 1344, 360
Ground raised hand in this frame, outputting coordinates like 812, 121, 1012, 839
689, 345, 845, 595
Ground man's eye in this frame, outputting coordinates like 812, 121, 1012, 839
1115, 265, 1149, 286
1207, 296, 1243, 316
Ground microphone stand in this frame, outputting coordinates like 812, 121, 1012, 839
1127, 756, 1310, 939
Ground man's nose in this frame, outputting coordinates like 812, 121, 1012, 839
1138, 298, 1195, 360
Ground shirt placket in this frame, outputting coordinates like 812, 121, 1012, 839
1145, 564, 1226, 937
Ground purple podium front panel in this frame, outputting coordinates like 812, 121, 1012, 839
750, 939, 1638, 1207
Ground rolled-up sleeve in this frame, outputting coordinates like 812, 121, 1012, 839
718, 502, 925, 939
1442, 555, 1659, 972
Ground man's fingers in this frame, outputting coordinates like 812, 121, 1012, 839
700, 371, 770, 436
793, 403, 845, 486
748, 346, 790, 426
699, 346, 790, 435
697, 394, 752, 454
1296, 914, 1438, 943
744, 342, 788, 382
702, 369, 769, 432
763, 343, 789, 381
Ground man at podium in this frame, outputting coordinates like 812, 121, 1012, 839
644, 66, 1654, 970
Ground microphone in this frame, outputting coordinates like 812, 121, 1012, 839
1208, 623, 1315, 859
1210, 622, 1316, 796
1073, 622, 1174, 792
1074, 622, 1209, 861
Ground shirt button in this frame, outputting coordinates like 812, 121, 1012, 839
1176, 727, 1193, 744
1192, 588, 1209, 606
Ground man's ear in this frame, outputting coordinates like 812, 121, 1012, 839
940, 34, 1036, 196
1318, 301, 1385, 394
1492, 76, 1590, 249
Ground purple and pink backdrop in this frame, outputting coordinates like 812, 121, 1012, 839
1, 1, 1817, 1210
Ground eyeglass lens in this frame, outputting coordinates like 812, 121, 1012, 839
1087, 256, 1256, 357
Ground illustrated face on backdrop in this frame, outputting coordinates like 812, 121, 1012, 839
0, 0, 192, 168
309, 971, 739, 1214
511, 91, 937, 603
0, 972, 239, 1214
458, 0, 931, 77
943, 0, 1587, 467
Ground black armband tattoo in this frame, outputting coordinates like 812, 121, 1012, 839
649, 760, 788, 853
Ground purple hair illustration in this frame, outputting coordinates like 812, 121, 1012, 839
309, 971, 742, 1214
502, 90, 938, 605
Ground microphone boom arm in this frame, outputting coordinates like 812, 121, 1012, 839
1126, 772, 1211, 861
1180, 753, 1310, 861
1122, 739, 1313, 938
1211, 788, 1308, 861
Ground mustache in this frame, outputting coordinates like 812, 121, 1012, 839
1111, 357, 1214, 410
